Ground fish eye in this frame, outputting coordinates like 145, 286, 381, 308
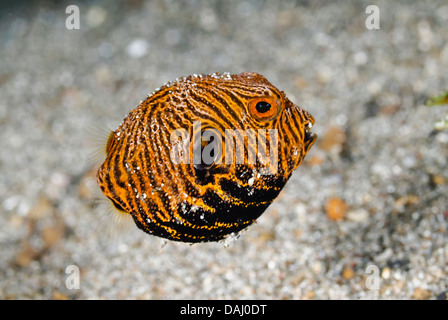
249, 97, 280, 120
255, 101, 271, 113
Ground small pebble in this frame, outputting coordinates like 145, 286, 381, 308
381, 267, 392, 280
326, 197, 346, 221
413, 287, 431, 300
346, 209, 369, 222
52, 291, 70, 300
126, 39, 149, 58
431, 174, 445, 186
342, 267, 354, 280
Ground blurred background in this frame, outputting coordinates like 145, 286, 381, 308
0, 0, 447, 299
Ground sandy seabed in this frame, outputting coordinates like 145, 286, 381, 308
0, 0, 447, 299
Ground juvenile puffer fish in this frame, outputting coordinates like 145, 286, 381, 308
97, 72, 316, 243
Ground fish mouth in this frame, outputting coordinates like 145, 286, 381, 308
304, 121, 317, 147
301, 110, 317, 152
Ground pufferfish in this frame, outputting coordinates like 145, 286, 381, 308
96, 72, 316, 243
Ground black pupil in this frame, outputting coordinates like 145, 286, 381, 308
255, 101, 271, 113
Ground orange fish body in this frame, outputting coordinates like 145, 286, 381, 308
97, 72, 316, 243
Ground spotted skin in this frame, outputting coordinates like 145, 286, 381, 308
97, 72, 316, 243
